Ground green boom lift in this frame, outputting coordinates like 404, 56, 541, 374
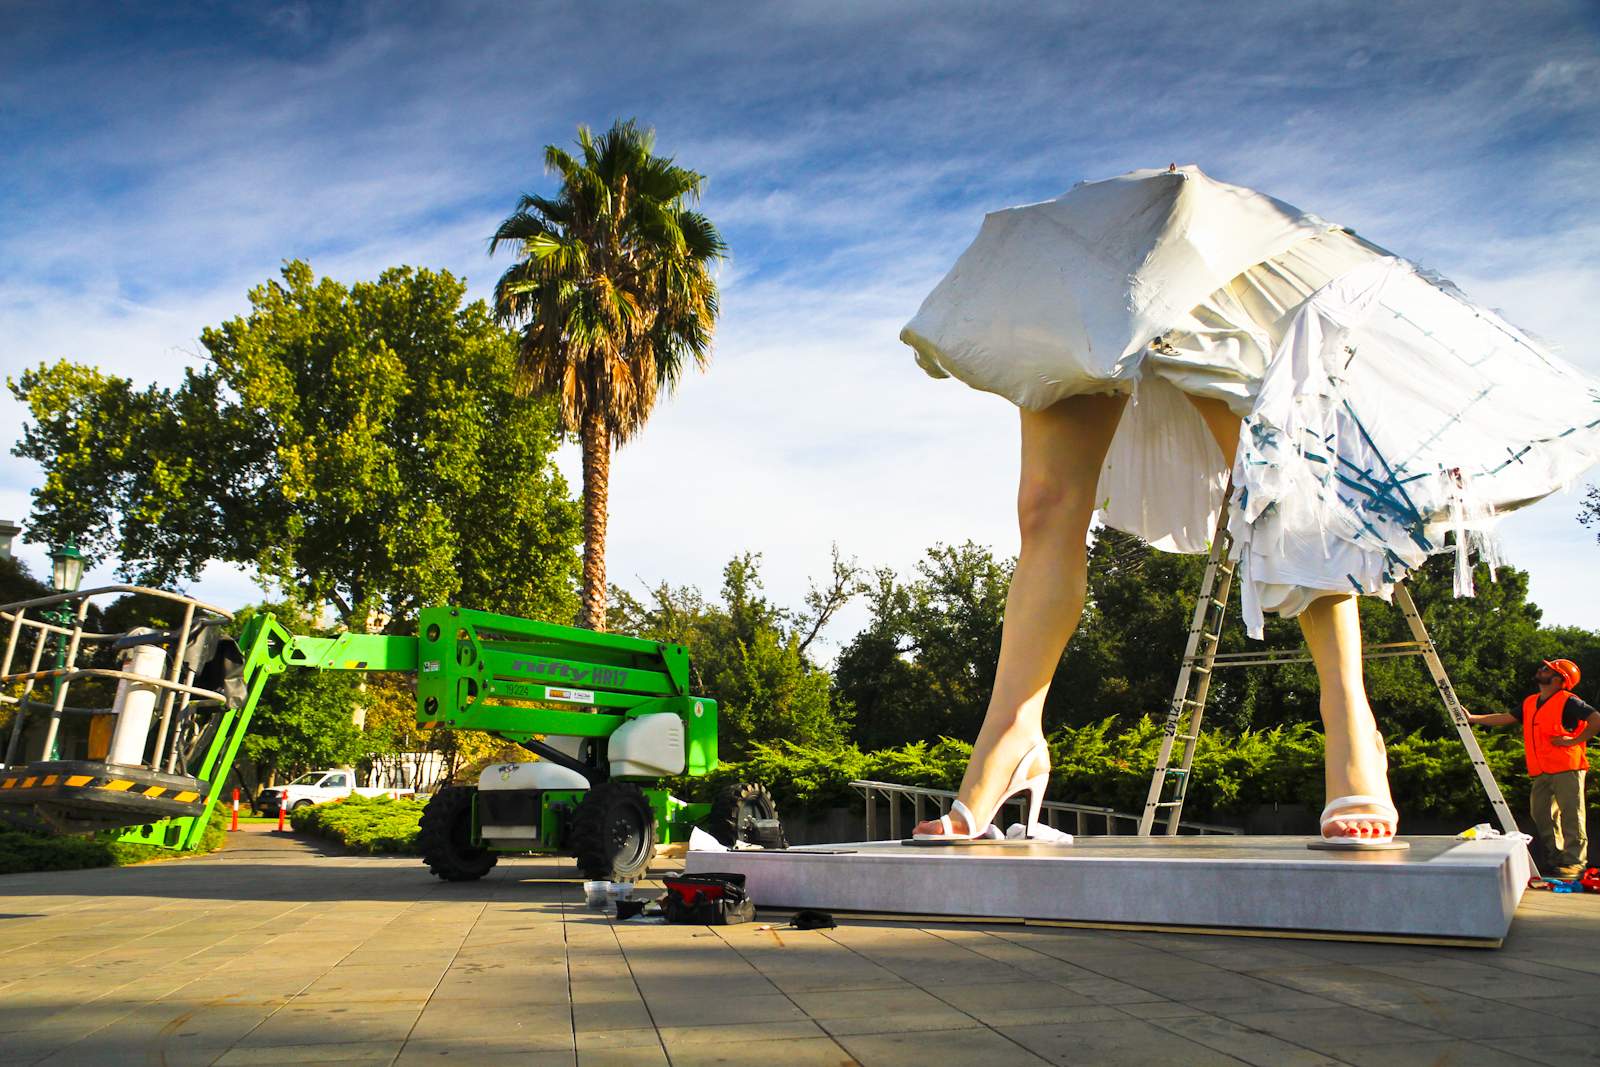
0, 586, 782, 881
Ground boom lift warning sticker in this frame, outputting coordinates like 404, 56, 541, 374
546, 687, 595, 704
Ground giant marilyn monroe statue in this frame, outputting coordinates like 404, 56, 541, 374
900, 167, 1600, 846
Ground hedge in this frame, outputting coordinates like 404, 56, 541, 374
688, 717, 1548, 827
289, 793, 430, 853
0, 803, 230, 875
275, 720, 1558, 850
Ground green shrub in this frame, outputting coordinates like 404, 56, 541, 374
0, 825, 122, 874
289, 794, 429, 853
689, 717, 1539, 827
0, 804, 230, 875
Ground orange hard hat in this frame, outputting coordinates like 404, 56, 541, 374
1543, 659, 1581, 691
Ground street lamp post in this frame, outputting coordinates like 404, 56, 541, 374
43, 542, 86, 760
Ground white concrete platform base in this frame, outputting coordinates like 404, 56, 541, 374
684, 835, 1531, 945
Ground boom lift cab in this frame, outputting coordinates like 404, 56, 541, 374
0, 590, 783, 881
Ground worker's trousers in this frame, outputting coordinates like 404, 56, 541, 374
1530, 769, 1587, 872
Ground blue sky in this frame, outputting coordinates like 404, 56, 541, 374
3, 1, 1599, 647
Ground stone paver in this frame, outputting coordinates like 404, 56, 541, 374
1, 830, 1597, 1065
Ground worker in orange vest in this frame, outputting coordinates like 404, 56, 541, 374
1468, 659, 1599, 879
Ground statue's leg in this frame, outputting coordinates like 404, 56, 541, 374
912, 392, 1126, 837
1186, 394, 1394, 838
1299, 593, 1395, 837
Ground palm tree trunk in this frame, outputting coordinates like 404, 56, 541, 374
580, 410, 610, 630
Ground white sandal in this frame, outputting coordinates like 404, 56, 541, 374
1316, 794, 1400, 849
913, 740, 1049, 843
912, 800, 1002, 841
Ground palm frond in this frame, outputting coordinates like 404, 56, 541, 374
488, 210, 556, 254
676, 209, 728, 262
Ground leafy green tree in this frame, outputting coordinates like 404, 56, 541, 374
244, 670, 366, 789
0, 554, 50, 607
836, 542, 1011, 749
11, 261, 581, 630
491, 119, 725, 630
838, 530, 1561, 749
1370, 554, 1546, 732
359, 674, 532, 788
1056, 530, 1213, 729
1530, 626, 1600, 711
1066, 536, 1555, 738
611, 551, 859, 757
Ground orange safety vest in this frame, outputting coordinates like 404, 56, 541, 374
1522, 691, 1588, 776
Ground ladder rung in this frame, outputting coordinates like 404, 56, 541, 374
1173, 733, 1198, 741
1153, 801, 1182, 808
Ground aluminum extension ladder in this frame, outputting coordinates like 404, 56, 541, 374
1137, 491, 1523, 848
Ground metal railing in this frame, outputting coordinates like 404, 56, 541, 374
2, 585, 234, 772
850, 779, 1241, 840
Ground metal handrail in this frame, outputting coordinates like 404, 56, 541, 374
0, 667, 228, 705
849, 779, 1241, 839
1, 586, 234, 771
0, 585, 235, 620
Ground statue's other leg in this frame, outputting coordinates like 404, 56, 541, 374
911, 392, 1126, 837
1186, 394, 1394, 839
1299, 594, 1395, 838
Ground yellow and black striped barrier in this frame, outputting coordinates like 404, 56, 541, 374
0, 764, 209, 834
1, 771, 202, 804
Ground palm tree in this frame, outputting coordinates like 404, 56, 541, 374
491, 119, 725, 630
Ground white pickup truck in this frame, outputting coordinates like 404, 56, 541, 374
257, 770, 415, 814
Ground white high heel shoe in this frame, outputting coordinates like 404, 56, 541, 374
913, 739, 1050, 843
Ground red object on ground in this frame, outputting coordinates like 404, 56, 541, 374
230, 788, 239, 831
1582, 867, 1600, 893
277, 805, 286, 832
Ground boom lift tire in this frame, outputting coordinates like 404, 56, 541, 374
571, 781, 656, 882
706, 782, 787, 849
418, 785, 498, 882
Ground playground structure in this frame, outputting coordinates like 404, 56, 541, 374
0, 587, 778, 881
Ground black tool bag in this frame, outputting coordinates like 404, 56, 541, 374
661, 873, 756, 925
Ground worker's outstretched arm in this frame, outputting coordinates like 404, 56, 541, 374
1465, 712, 1517, 727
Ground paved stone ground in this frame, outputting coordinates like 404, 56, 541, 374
3, 830, 1599, 1066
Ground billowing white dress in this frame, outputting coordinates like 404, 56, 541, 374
902, 167, 1600, 636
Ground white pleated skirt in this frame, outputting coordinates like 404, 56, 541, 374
912, 227, 1600, 636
